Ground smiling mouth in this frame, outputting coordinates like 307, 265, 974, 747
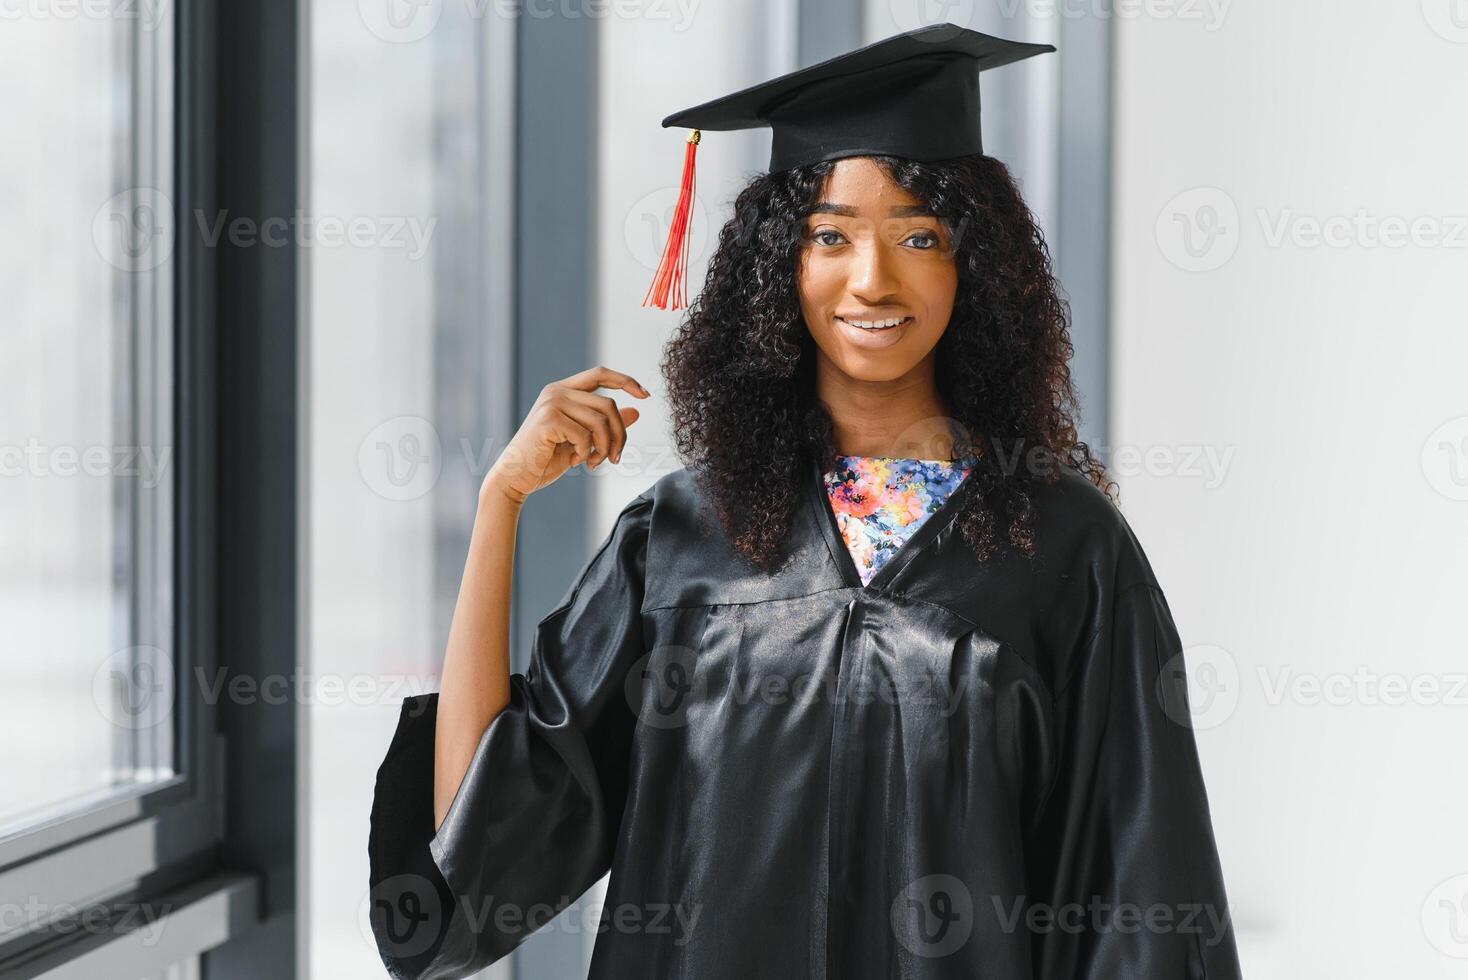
835, 315, 913, 331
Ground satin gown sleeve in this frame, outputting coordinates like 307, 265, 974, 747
1025, 578, 1244, 980
366, 491, 655, 980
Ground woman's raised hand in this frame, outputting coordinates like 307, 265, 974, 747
482, 366, 650, 506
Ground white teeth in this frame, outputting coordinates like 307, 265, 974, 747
839, 316, 909, 330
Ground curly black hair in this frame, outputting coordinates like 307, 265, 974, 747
659, 152, 1115, 573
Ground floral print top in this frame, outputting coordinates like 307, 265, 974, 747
822, 454, 977, 585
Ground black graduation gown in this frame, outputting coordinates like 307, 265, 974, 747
367, 457, 1244, 979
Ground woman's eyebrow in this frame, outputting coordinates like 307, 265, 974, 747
810, 202, 935, 217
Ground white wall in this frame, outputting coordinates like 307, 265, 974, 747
1112, 2, 1468, 976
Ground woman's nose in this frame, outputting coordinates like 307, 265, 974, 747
847, 238, 901, 303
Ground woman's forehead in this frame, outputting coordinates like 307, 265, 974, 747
814, 159, 930, 213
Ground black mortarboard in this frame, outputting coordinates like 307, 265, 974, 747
642, 22, 1056, 310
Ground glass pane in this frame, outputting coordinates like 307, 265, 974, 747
0, 1, 175, 835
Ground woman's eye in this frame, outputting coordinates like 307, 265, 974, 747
808, 228, 940, 249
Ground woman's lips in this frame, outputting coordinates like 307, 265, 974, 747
834, 315, 913, 349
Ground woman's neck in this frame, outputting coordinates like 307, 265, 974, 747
815, 354, 956, 458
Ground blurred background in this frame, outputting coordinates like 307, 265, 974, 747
2, 0, 1466, 977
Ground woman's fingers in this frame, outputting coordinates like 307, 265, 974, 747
546, 409, 594, 465
529, 366, 649, 475
560, 365, 651, 400
493, 367, 650, 502
556, 398, 617, 469
562, 388, 630, 463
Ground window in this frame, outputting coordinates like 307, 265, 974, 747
0, 3, 175, 833
0, 0, 222, 962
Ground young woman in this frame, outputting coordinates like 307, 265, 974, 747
369, 25, 1242, 980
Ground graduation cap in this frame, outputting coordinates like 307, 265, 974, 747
642, 22, 1056, 310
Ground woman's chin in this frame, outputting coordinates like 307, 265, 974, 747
826, 350, 926, 384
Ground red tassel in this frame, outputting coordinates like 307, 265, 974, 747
642, 129, 700, 311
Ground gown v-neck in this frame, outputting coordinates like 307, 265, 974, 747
809, 451, 978, 592
821, 453, 977, 586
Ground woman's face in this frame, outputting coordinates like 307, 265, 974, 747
796, 156, 958, 384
